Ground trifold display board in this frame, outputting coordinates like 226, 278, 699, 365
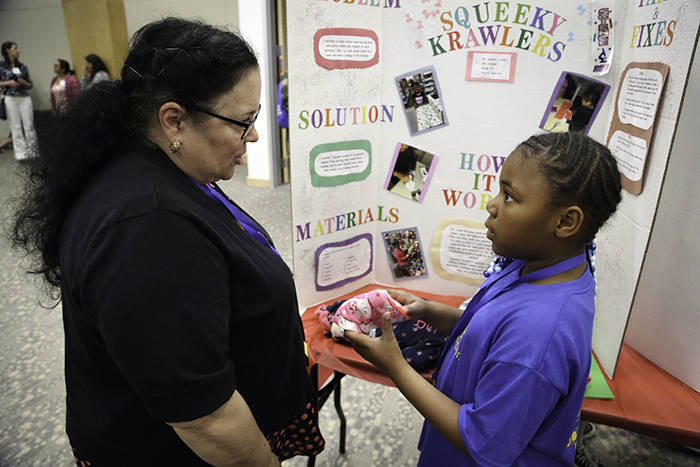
287, 0, 700, 379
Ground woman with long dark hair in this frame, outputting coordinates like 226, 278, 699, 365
11, 18, 323, 466
80, 53, 111, 91
0, 41, 37, 160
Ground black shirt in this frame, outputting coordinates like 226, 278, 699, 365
60, 140, 315, 465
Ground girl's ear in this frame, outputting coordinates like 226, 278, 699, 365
555, 206, 584, 239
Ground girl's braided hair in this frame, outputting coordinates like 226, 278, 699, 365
517, 132, 622, 244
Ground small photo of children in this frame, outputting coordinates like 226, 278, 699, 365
382, 228, 427, 280
395, 66, 448, 135
540, 72, 610, 135
384, 142, 437, 203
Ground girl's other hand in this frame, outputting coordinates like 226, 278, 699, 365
387, 289, 463, 336
344, 312, 407, 377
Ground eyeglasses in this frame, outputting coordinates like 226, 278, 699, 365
195, 104, 261, 140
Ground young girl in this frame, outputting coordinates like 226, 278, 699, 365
346, 131, 622, 466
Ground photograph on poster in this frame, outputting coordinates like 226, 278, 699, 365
382, 228, 427, 280
395, 66, 448, 135
384, 142, 437, 203
540, 71, 610, 135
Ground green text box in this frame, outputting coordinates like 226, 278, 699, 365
310, 140, 372, 187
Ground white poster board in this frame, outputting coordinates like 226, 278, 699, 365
287, 0, 700, 378
622, 34, 700, 392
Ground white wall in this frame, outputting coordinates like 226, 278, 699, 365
123, 0, 279, 187
236, 0, 280, 187
0, 0, 72, 136
1, 0, 280, 187
123, 0, 239, 35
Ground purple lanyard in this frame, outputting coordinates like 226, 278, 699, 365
434, 252, 587, 379
193, 180, 280, 257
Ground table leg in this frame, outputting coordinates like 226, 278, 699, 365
307, 366, 348, 466
333, 371, 346, 454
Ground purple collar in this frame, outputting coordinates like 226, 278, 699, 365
192, 180, 280, 257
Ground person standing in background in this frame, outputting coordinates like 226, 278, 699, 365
50, 59, 80, 114
80, 53, 111, 91
0, 41, 37, 161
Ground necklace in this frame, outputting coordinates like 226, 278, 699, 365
483, 254, 515, 278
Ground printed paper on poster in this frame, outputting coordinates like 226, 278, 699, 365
606, 62, 669, 195
314, 28, 379, 70
315, 234, 373, 291
431, 219, 491, 286
466, 51, 517, 83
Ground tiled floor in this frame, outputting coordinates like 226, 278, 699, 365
1, 149, 698, 466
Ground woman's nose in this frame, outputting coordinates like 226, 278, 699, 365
245, 124, 260, 143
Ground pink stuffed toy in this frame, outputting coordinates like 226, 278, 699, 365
325, 289, 408, 341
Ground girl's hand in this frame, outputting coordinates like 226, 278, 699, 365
386, 289, 430, 322
387, 289, 463, 336
344, 312, 407, 377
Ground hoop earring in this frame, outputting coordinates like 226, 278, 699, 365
169, 141, 182, 154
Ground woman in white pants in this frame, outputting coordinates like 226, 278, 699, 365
1, 41, 36, 161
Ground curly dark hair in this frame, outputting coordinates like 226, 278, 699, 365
517, 131, 622, 245
9, 17, 259, 297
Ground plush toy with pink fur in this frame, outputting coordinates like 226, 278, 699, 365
315, 289, 409, 341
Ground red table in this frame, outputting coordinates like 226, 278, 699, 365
303, 284, 700, 454
581, 346, 700, 449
